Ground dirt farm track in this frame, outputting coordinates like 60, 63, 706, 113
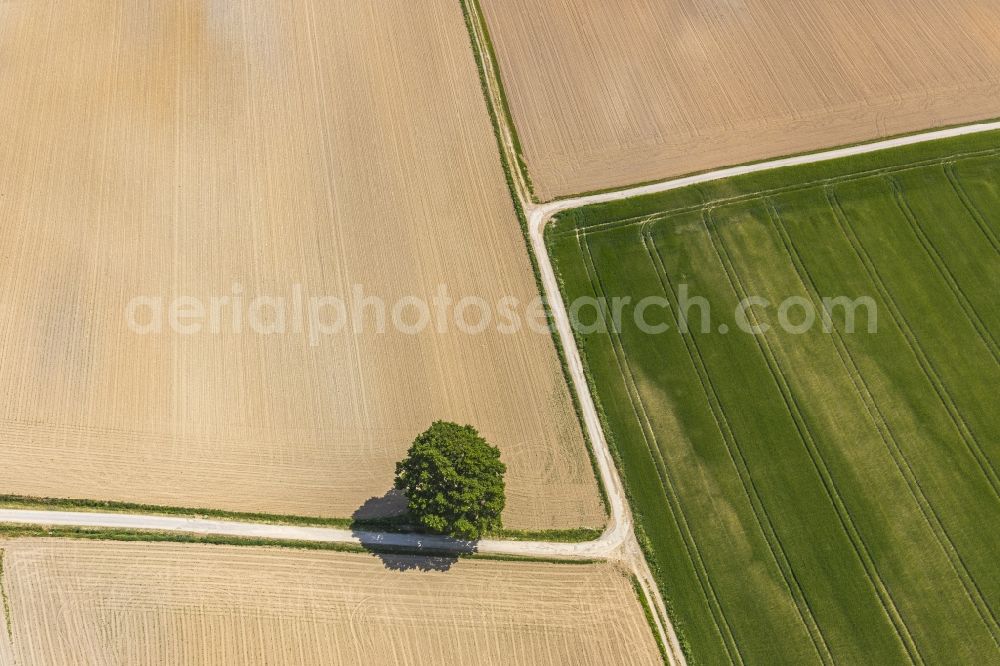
0, 0, 603, 529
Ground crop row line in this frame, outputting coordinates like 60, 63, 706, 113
703, 208, 925, 664
577, 232, 745, 665
640, 226, 834, 665
0, 549, 10, 643
764, 199, 1000, 647
827, 191, 1000, 499
943, 163, 1000, 256
888, 177, 1000, 364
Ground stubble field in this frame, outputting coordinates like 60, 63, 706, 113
0, 539, 662, 665
479, 0, 1000, 199
0, 0, 603, 529
548, 133, 1000, 663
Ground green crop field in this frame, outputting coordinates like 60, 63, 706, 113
548, 132, 1000, 664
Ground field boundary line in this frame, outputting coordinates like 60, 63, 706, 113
532, 123, 1000, 225
0, 549, 10, 644
942, 163, 1000, 255
888, 177, 1000, 364
765, 199, 1000, 647
631, 573, 672, 665
0, 509, 627, 561
578, 232, 744, 664
462, 0, 535, 202
704, 208, 925, 664
540, 116, 1000, 205
559, 146, 1000, 239
641, 225, 834, 664
827, 190, 1000, 498
456, 0, 616, 525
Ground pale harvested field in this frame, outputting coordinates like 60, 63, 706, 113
0, 540, 660, 665
0, 1, 603, 528
479, 0, 1000, 199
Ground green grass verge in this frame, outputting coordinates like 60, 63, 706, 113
548, 131, 1000, 664
0, 549, 10, 642
0, 494, 356, 528
490, 527, 603, 542
0, 524, 598, 568
631, 574, 670, 666
0, 524, 366, 554
0, 495, 602, 544
462, 0, 536, 201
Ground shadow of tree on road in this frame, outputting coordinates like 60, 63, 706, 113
350, 489, 477, 572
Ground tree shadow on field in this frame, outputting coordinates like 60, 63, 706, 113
350, 489, 477, 572
352, 488, 408, 521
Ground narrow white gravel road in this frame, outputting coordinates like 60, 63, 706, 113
0, 509, 620, 559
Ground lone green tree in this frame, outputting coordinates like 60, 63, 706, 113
394, 421, 506, 540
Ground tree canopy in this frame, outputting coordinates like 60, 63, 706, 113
394, 421, 506, 540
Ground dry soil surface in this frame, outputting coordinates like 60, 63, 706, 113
480, 0, 1000, 199
0, 539, 662, 666
0, 0, 603, 529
